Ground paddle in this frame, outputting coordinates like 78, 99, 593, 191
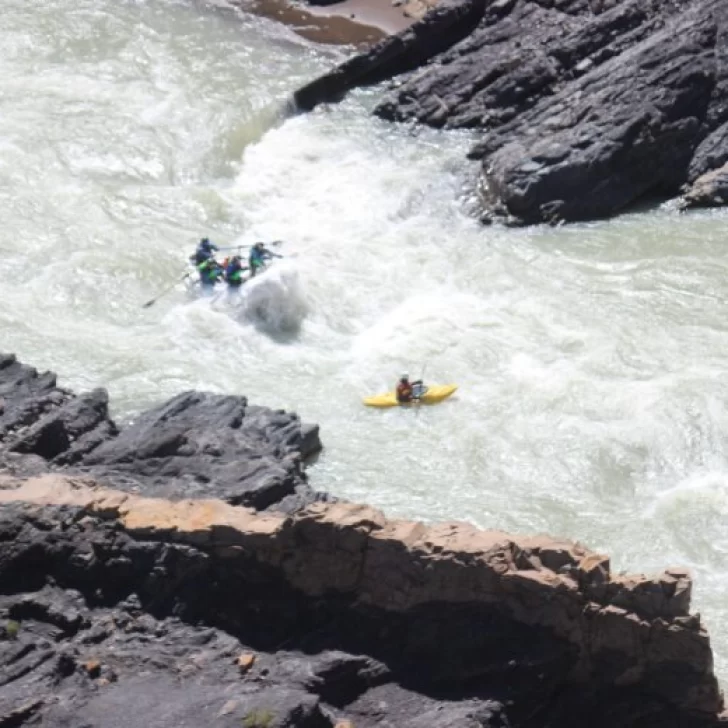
414, 363, 428, 405
142, 272, 191, 308
215, 240, 284, 252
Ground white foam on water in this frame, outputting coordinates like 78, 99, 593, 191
193, 261, 310, 334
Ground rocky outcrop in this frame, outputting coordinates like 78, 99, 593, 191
0, 473, 724, 727
294, 0, 728, 223
0, 352, 323, 512
0, 352, 725, 726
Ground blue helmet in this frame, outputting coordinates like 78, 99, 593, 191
200, 237, 211, 249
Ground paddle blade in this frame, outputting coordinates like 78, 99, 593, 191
142, 299, 155, 308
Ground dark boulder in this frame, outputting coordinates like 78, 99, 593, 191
477, 12, 716, 222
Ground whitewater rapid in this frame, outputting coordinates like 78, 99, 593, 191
3, 0, 728, 679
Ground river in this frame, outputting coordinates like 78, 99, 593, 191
3, 0, 728, 681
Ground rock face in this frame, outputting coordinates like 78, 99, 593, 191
0, 352, 323, 511
0, 352, 725, 726
294, 0, 728, 223
0, 473, 724, 728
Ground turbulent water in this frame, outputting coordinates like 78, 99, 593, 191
4, 0, 728, 680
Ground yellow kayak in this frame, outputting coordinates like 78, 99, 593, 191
363, 384, 458, 408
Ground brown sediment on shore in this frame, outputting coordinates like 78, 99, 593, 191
232, 0, 420, 46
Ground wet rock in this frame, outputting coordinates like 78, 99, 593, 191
0, 538, 511, 728
342, 684, 512, 728
295, 0, 728, 223
0, 698, 45, 726
8, 586, 90, 636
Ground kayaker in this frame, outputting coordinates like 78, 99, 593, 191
224, 255, 247, 287
396, 374, 423, 404
248, 242, 280, 277
191, 237, 219, 265
197, 256, 223, 286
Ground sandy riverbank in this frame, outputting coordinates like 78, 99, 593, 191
233, 0, 432, 46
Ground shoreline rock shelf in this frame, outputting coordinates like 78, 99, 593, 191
0, 351, 725, 726
294, 0, 728, 224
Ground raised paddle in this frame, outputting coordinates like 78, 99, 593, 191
216, 240, 284, 252
413, 362, 428, 415
414, 363, 428, 402
142, 272, 191, 308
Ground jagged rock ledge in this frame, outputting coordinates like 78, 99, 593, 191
0, 352, 324, 513
0, 473, 724, 727
0, 352, 725, 726
293, 0, 728, 224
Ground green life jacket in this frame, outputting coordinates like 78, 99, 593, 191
198, 259, 219, 283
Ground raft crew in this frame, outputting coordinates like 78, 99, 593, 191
189, 238, 282, 288
249, 242, 280, 277
396, 374, 424, 404
192, 237, 218, 265
223, 255, 247, 287
197, 256, 223, 286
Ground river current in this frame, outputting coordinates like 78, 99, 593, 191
3, 0, 728, 680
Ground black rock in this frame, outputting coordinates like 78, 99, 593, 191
9, 389, 115, 463
79, 391, 322, 510
688, 119, 728, 180
0, 353, 71, 442
0, 353, 324, 512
